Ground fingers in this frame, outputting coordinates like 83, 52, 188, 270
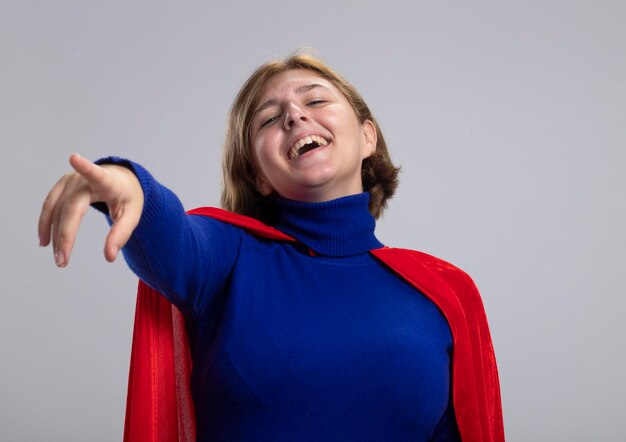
51, 180, 92, 267
103, 223, 127, 263
38, 175, 68, 247
40, 154, 143, 267
69, 153, 101, 182
39, 154, 100, 267
68, 153, 116, 201
104, 200, 141, 262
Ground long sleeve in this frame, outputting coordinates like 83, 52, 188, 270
94, 157, 243, 319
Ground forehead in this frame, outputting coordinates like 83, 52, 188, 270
259, 69, 339, 100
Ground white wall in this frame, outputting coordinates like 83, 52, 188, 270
1, 1, 624, 440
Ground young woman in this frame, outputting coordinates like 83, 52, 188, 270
39, 54, 503, 441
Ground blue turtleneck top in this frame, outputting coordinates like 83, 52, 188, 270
104, 158, 460, 441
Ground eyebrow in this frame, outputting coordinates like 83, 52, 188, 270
253, 83, 328, 116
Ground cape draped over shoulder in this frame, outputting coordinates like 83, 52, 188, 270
123, 207, 505, 442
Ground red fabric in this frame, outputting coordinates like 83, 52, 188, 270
370, 248, 505, 441
124, 209, 504, 442
123, 282, 195, 442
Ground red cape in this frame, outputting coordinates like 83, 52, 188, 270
123, 207, 504, 441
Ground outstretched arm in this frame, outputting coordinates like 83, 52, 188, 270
38, 154, 241, 318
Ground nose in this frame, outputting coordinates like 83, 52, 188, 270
283, 102, 308, 130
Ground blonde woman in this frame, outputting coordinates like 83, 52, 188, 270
39, 53, 503, 441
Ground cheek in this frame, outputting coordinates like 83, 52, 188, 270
252, 137, 278, 177
252, 131, 269, 157
324, 108, 360, 135
257, 142, 270, 159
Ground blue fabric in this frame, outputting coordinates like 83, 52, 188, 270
97, 157, 460, 441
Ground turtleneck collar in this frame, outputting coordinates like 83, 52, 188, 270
273, 193, 383, 257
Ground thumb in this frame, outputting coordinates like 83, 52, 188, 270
103, 209, 140, 262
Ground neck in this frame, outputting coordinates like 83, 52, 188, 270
274, 193, 383, 257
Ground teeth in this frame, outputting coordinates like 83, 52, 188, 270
288, 135, 329, 160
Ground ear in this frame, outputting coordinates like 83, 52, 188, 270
256, 174, 273, 196
361, 120, 377, 159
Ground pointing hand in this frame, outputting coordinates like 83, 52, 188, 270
38, 154, 144, 267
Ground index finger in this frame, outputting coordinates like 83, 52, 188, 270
68, 154, 113, 194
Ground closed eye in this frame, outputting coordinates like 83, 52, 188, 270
307, 99, 326, 106
260, 115, 280, 128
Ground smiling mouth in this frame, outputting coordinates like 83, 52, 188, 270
288, 135, 329, 160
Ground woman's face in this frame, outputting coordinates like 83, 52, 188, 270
250, 69, 376, 203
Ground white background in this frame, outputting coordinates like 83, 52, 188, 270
1, 1, 625, 440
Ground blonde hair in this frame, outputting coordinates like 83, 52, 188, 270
221, 52, 400, 222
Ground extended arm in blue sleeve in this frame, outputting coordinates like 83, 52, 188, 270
93, 156, 243, 318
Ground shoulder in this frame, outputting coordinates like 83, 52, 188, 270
396, 248, 475, 284
371, 247, 482, 306
187, 207, 296, 242
373, 247, 473, 280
